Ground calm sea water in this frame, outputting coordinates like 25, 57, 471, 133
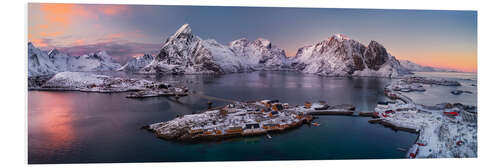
28, 71, 419, 164
403, 72, 477, 106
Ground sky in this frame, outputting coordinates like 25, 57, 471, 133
28, 3, 477, 72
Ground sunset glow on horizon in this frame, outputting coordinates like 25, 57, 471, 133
28, 3, 477, 72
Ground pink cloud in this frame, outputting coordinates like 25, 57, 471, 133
100, 5, 129, 16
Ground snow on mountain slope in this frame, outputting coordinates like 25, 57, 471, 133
67, 51, 121, 71
290, 34, 410, 78
27, 42, 122, 77
118, 54, 154, 72
139, 24, 289, 74
28, 42, 65, 76
29, 25, 416, 78
229, 38, 289, 71
399, 60, 458, 72
140, 24, 224, 74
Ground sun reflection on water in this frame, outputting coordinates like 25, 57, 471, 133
29, 92, 76, 152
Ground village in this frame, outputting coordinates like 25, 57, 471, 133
146, 99, 356, 141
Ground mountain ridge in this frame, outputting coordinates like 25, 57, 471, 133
29, 24, 458, 78
28, 42, 121, 77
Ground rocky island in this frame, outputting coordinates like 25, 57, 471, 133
146, 100, 356, 141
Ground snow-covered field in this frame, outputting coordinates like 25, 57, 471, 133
377, 76, 477, 158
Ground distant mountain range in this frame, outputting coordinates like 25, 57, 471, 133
28, 42, 121, 77
27, 24, 460, 78
398, 60, 459, 72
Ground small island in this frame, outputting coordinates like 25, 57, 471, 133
146, 100, 355, 141
28, 72, 189, 98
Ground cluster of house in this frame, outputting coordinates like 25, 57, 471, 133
184, 100, 315, 138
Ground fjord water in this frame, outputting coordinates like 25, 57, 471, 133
28, 71, 418, 163
403, 72, 478, 106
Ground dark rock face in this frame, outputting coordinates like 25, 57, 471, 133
350, 43, 367, 72
364, 41, 389, 70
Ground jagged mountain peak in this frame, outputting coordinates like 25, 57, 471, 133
28, 42, 35, 48
176, 23, 191, 34
141, 24, 289, 74
47, 49, 61, 57
165, 24, 193, 44
330, 33, 351, 42
118, 53, 155, 72
229, 38, 250, 47
367, 40, 385, 48
229, 38, 275, 49
291, 34, 408, 78
251, 38, 272, 49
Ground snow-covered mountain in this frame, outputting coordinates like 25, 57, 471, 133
29, 24, 419, 78
399, 60, 458, 72
118, 54, 154, 72
139, 24, 289, 74
228, 38, 289, 71
290, 34, 410, 78
28, 42, 64, 77
28, 42, 121, 77
68, 51, 121, 71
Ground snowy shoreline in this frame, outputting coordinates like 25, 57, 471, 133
28, 72, 189, 97
368, 80, 477, 158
